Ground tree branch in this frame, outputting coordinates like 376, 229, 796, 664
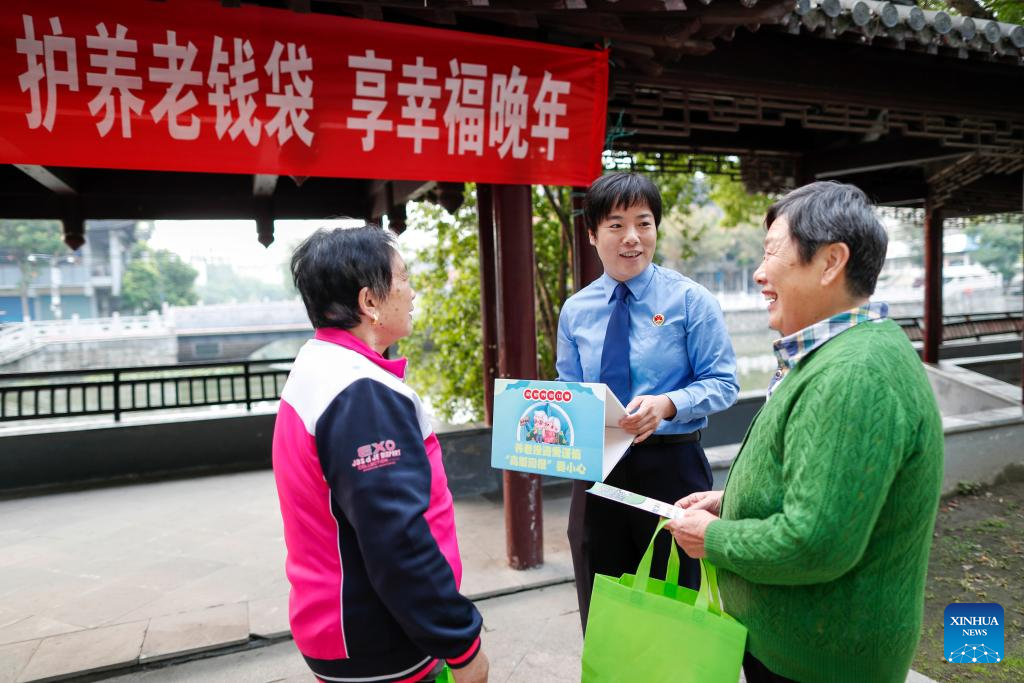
542, 184, 575, 248
943, 0, 995, 20
533, 258, 558, 367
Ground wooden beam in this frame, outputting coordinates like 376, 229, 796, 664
368, 179, 436, 218
477, 184, 499, 425
555, 21, 700, 49
61, 197, 85, 250
255, 197, 274, 247
828, 170, 929, 207
923, 200, 943, 364
391, 7, 457, 24
805, 139, 968, 179
14, 165, 78, 196
0, 191, 370, 221
492, 184, 543, 571
651, 31, 1024, 121
252, 174, 278, 197
541, 12, 626, 33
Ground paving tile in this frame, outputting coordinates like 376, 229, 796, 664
0, 569, 48, 602
140, 602, 249, 663
47, 583, 163, 629
0, 640, 39, 683
0, 471, 583, 678
0, 607, 20, 630
116, 564, 280, 623
16, 620, 146, 683
0, 544, 74, 571
248, 594, 291, 639
460, 559, 527, 600
479, 583, 579, 631
0, 616, 82, 647
511, 556, 574, 589
1, 570, 103, 616
505, 650, 581, 683
107, 640, 309, 683
109, 557, 229, 594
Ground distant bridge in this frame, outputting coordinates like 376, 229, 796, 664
0, 301, 313, 372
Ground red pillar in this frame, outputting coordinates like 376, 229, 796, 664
572, 186, 603, 291
476, 184, 499, 425
492, 184, 543, 570
923, 201, 943, 364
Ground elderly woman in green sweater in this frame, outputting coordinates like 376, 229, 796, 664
666, 181, 943, 683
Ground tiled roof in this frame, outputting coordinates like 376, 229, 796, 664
785, 0, 1024, 64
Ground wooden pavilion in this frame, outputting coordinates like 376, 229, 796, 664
3, 0, 1022, 567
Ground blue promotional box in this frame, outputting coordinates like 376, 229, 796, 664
490, 379, 633, 482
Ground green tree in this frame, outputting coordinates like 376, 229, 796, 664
0, 219, 69, 321
120, 243, 198, 313
200, 262, 290, 304
919, 0, 1024, 23
402, 191, 484, 423
404, 185, 581, 421
965, 217, 1024, 291
707, 175, 773, 230
533, 185, 575, 381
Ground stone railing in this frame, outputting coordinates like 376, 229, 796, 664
0, 313, 171, 365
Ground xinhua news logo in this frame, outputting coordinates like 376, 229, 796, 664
944, 603, 1003, 664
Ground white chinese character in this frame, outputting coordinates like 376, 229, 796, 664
86, 23, 144, 138
489, 65, 528, 160
208, 36, 261, 145
396, 57, 439, 154
346, 49, 392, 152
531, 71, 570, 161
264, 41, 314, 146
149, 30, 202, 140
16, 15, 79, 132
443, 59, 486, 156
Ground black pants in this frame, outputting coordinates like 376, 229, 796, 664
567, 438, 713, 631
743, 651, 797, 682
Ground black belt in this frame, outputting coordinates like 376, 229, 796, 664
636, 430, 701, 446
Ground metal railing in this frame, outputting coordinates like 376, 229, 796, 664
0, 358, 293, 423
894, 311, 1022, 343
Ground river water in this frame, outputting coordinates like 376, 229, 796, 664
724, 292, 1023, 394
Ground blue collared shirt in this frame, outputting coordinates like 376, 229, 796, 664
556, 263, 739, 434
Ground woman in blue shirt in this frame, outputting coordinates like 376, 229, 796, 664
557, 172, 739, 630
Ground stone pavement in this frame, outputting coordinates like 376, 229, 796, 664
0, 471, 572, 683
105, 583, 584, 683
100, 581, 942, 683
0, 470, 939, 683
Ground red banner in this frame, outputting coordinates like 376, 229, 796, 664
1, 0, 608, 186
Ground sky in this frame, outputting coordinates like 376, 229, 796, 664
149, 216, 434, 285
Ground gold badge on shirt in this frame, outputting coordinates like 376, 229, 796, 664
652, 313, 665, 326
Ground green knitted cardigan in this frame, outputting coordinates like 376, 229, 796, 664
704, 319, 943, 683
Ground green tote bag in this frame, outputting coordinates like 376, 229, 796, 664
581, 519, 747, 682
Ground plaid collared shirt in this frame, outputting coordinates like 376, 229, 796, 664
766, 301, 889, 399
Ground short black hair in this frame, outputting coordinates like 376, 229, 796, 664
584, 172, 662, 234
765, 181, 888, 298
290, 225, 397, 329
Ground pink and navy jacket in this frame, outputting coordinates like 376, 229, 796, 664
272, 328, 482, 682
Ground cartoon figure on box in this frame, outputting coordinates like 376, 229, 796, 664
517, 404, 572, 445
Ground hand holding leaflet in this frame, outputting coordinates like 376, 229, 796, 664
587, 482, 684, 520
